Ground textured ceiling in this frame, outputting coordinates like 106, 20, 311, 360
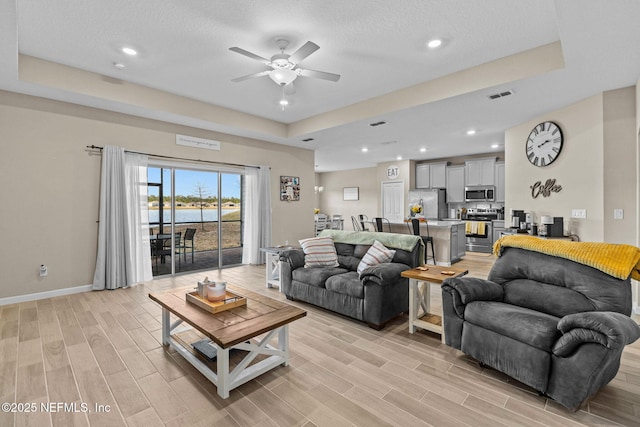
3, 0, 640, 171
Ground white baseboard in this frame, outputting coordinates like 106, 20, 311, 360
435, 261, 452, 267
0, 284, 93, 306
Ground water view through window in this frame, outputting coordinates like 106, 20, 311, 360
148, 166, 244, 276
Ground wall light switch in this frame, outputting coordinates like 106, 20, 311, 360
614, 209, 624, 220
571, 209, 587, 219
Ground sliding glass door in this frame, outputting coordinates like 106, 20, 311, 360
148, 164, 243, 276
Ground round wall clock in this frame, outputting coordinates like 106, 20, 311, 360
525, 121, 563, 167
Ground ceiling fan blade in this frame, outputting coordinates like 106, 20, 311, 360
289, 41, 320, 64
298, 68, 341, 82
284, 82, 296, 95
231, 70, 270, 82
229, 47, 271, 65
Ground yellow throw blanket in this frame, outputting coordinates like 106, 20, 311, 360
493, 235, 640, 281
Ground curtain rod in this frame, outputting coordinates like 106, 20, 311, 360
85, 145, 262, 169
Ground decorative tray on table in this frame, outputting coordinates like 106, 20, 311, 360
185, 290, 247, 314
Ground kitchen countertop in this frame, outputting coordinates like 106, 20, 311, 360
390, 220, 465, 228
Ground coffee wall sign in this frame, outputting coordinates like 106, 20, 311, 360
530, 178, 562, 199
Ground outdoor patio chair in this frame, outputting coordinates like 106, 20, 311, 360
178, 228, 196, 262
153, 232, 181, 274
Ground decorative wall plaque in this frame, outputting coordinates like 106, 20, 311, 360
530, 179, 562, 198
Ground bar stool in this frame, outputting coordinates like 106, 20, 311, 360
409, 218, 435, 264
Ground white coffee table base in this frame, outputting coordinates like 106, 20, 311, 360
161, 309, 289, 398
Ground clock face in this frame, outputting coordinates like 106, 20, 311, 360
526, 121, 563, 167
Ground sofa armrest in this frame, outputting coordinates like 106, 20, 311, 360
441, 277, 503, 319
279, 249, 305, 270
553, 312, 640, 357
360, 262, 410, 286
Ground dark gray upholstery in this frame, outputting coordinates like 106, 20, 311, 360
441, 247, 640, 410
280, 232, 422, 329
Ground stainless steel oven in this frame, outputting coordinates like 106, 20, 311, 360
464, 208, 498, 253
464, 185, 495, 203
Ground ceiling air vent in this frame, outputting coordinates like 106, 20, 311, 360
369, 120, 387, 127
488, 90, 514, 100
302, 138, 314, 142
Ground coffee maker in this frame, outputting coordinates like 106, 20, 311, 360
539, 216, 564, 237
510, 210, 526, 231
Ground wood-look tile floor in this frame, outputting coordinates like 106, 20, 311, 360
1, 252, 639, 426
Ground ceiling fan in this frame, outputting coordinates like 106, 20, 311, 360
229, 38, 340, 93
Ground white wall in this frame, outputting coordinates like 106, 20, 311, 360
0, 91, 315, 299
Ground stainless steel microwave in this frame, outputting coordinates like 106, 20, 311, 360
464, 185, 495, 202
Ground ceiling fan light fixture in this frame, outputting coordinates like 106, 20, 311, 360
269, 68, 297, 86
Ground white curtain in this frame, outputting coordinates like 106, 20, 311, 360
242, 166, 271, 264
93, 145, 152, 290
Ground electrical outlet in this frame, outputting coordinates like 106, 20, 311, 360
571, 209, 587, 219
614, 209, 624, 220
39, 265, 48, 277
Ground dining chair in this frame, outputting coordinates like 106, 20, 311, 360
358, 214, 371, 231
408, 218, 435, 264
315, 214, 328, 236
372, 217, 392, 232
351, 216, 362, 231
330, 214, 343, 230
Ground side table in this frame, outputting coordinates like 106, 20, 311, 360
260, 246, 293, 291
401, 265, 468, 343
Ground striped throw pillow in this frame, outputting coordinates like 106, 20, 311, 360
299, 236, 339, 268
357, 240, 396, 275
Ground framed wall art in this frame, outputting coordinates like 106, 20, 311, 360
343, 187, 359, 201
280, 176, 300, 201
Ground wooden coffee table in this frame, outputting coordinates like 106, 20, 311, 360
149, 284, 306, 398
401, 265, 468, 342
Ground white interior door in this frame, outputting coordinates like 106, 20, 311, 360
382, 181, 404, 223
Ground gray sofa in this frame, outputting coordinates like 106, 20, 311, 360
280, 230, 423, 329
442, 245, 640, 410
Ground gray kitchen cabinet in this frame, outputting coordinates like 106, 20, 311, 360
446, 165, 465, 203
465, 158, 496, 186
492, 220, 505, 246
495, 162, 505, 202
429, 162, 447, 188
450, 223, 466, 262
416, 163, 430, 188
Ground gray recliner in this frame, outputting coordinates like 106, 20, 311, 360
441, 246, 640, 410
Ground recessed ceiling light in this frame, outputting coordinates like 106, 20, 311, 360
427, 39, 442, 49
466, 129, 476, 135
396, 155, 403, 160
419, 147, 427, 153
361, 147, 368, 152
121, 47, 138, 56
113, 62, 126, 70
491, 144, 500, 149
279, 99, 289, 106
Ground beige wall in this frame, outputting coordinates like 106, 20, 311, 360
0, 91, 315, 299
316, 167, 379, 229
603, 87, 637, 245
505, 87, 637, 244
505, 94, 605, 241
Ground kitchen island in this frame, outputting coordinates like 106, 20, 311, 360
387, 220, 466, 266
